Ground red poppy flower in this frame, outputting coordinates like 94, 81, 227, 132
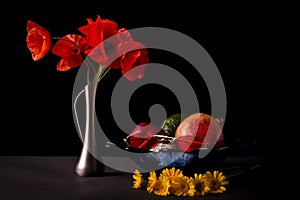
52, 34, 88, 71
120, 45, 149, 81
79, 15, 118, 48
26, 20, 51, 61
78, 15, 119, 67
78, 16, 149, 80
113, 28, 149, 81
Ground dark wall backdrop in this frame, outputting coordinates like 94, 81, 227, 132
1, 2, 284, 156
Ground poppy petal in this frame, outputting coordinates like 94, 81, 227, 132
79, 15, 118, 48
56, 54, 83, 71
26, 20, 51, 61
52, 34, 87, 57
121, 45, 149, 81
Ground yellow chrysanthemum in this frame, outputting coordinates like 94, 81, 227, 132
191, 173, 211, 196
169, 176, 196, 196
152, 176, 170, 196
159, 167, 183, 182
132, 169, 144, 189
146, 171, 157, 193
205, 170, 229, 194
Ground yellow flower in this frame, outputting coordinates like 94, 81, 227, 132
169, 176, 196, 196
152, 176, 170, 196
132, 169, 143, 189
205, 170, 229, 194
132, 167, 230, 197
159, 167, 183, 182
191, 173, 211, 196
146, 170, 157, 193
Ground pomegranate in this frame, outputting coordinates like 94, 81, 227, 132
174, 113, 224, 152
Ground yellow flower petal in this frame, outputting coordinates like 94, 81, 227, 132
217, 172, 223, 179
213, 170, 218, 178
220, 186, 226, 191
153, 176, 170, 196
132, 169, 143, 189
221, 180, 229, 185
219, 175, 226, 182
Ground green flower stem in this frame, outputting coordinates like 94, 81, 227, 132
94, 64, 103, 83
215, 165, 241, 172
87, 65, 90, 84
99, 67, 111, 81
84, 58, 97, 84
226, 164, 260, 178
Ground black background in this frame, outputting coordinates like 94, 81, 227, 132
1, 2, 288, 156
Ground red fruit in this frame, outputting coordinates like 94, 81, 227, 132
126, 123, 166, 150
174, 113, 224, 152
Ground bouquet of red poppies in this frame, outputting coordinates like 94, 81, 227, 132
26, 15, 149, 82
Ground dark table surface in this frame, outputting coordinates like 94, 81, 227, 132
0, 154, 281, 200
